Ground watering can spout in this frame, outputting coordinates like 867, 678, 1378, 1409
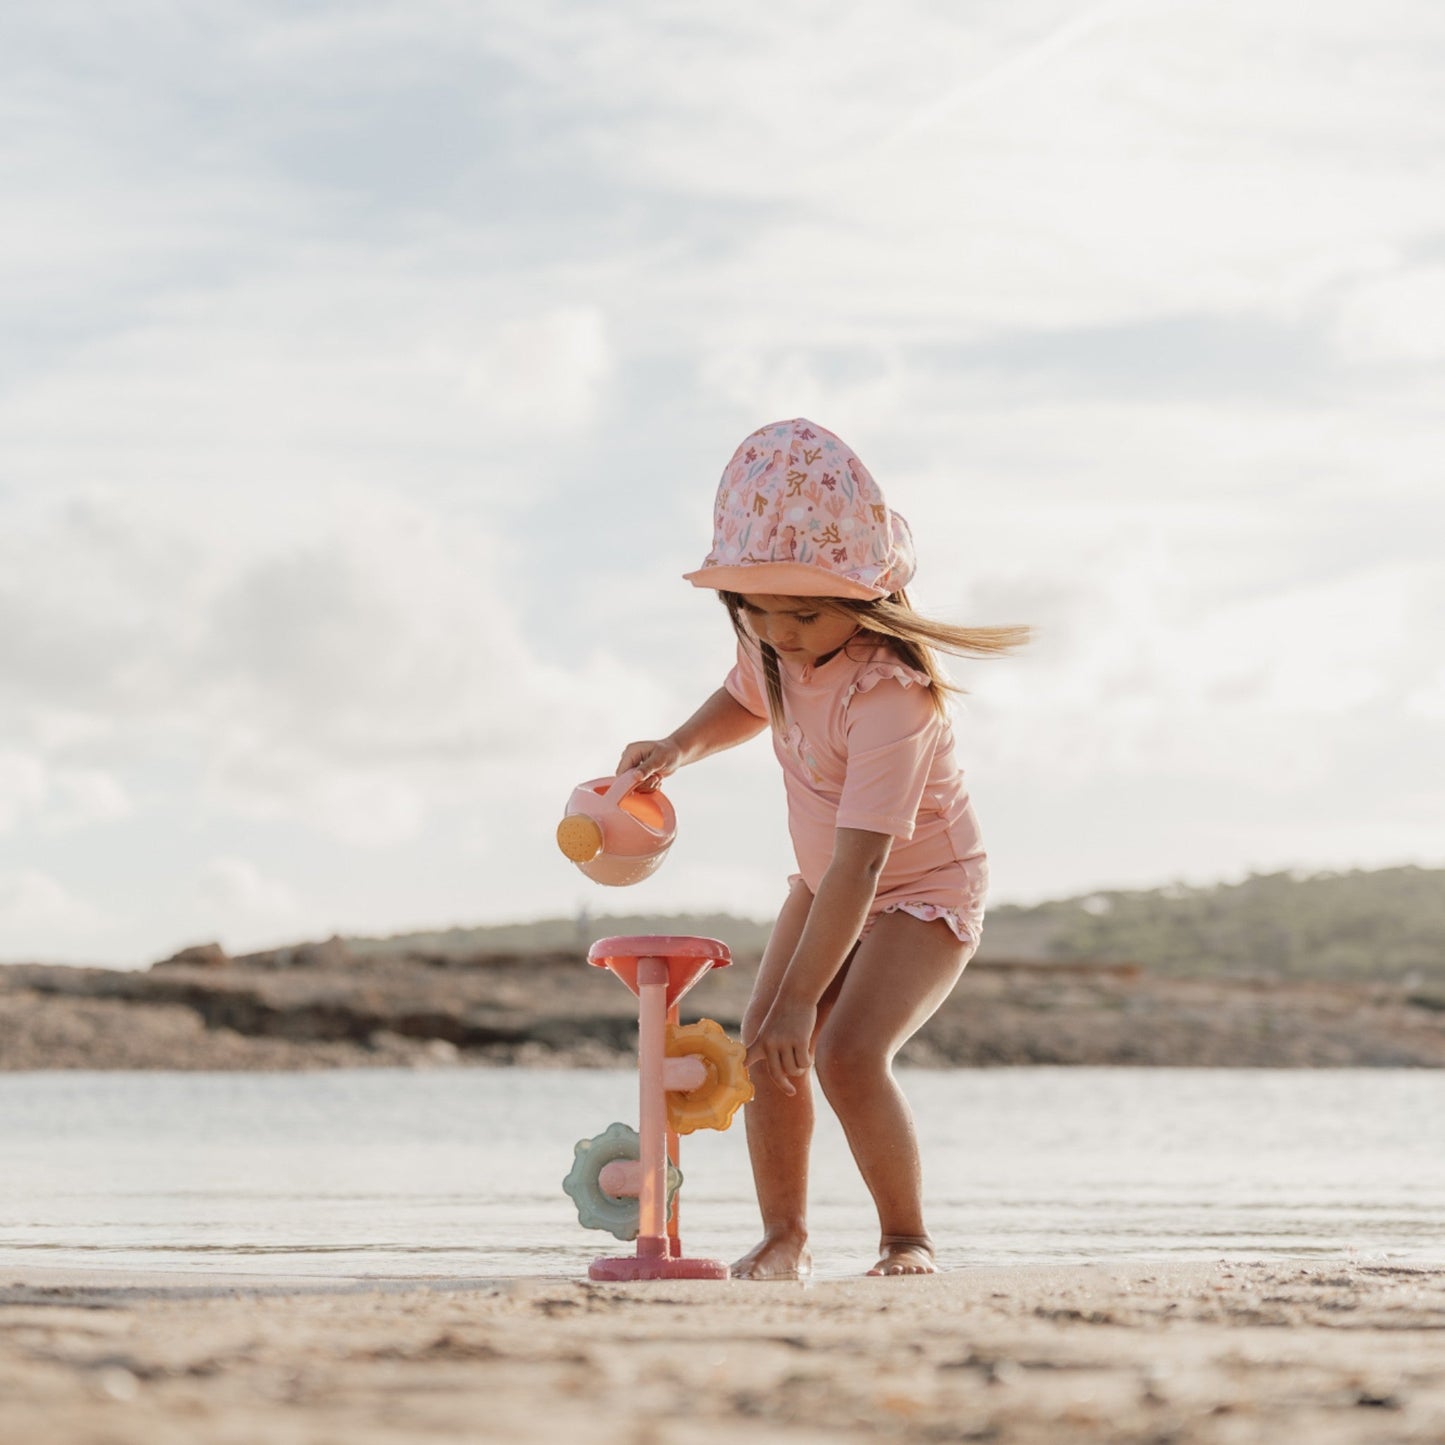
556, 814, 604, 863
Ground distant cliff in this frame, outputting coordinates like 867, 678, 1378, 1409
2, 943, 1443, 1071
346, 866, 1445, 982
979, 866, 1445, 979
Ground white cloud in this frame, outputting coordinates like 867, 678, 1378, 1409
1331, 266, 1445, 364
44, 769, 133, 831
1407, 671, 1445, 720
0, 869, 105, 958
0, 277, 612, 504
0, 869, 79, 924
197, 856, 300, 921
459, 307, 612, 428
567, 2, 1445, 346
0, 488, 674, 851
0, 753, 125, 833
0, 752, 47, 832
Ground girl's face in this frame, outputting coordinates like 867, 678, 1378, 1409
738, 594, 859, 664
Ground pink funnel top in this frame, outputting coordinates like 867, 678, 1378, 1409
586, 934, 733, 1009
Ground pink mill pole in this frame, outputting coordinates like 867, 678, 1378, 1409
635, 955, 669, 1259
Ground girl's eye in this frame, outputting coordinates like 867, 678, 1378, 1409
795, 614, 819, 625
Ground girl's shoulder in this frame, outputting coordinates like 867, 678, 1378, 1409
835, 643, 949, 751
840, 641, 933, 702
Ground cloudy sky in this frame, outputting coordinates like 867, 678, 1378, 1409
2, 1, 1441, 966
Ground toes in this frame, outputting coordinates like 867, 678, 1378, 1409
732, 1247, 809, 1281
868, 1250, 936, 1277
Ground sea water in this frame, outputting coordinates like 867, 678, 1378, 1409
0, 1068, 1440, 1280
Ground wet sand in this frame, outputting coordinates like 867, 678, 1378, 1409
2, 1260, 1442, 1443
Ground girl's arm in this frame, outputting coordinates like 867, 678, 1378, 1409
745, 826, 893, 1094
616, 686, 768, 787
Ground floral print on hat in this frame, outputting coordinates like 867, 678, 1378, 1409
683, 418, 915, 600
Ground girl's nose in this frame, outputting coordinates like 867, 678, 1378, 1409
755, 616, 795, 649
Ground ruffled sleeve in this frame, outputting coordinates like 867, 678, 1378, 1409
835, 661, 940, 840
844, 657, 933, 701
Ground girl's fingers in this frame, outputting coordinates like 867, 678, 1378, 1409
762, 1045, 796, 1096
616, 742, 673, 785
745, 1036, 806, 1096
744, 1043, 777, 1087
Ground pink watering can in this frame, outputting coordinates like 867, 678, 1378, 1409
557, 769, 676, 886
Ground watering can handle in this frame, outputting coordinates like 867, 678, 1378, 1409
602, 767, 647, 803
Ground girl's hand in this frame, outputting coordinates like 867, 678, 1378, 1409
744, 997, 817, 1097
615, 737, 683, 792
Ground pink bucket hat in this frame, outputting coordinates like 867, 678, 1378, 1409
683, 419, 915, 601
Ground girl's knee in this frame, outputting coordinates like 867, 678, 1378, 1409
813, 1029, 890, 1102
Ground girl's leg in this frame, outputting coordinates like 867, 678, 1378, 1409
812, 910, 973, 1276
733, 880, 850, 1281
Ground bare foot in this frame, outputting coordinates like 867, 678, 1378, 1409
731, 1232, 812, 1281
867, 1233, 936, 1276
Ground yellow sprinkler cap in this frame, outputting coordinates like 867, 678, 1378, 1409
557, 813, 604, 863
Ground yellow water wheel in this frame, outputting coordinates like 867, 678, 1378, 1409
665, 1019, 754, 1134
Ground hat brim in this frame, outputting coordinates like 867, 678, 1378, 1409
682, 562, 889, 601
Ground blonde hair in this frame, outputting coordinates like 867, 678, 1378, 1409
719, 590, 1030, 731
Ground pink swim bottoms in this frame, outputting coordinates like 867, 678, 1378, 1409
860, 901, 982, 950
785, 873, 982, 954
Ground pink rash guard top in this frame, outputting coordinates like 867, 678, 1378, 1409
724, 637, 988, 945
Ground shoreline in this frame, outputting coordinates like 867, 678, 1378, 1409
3, 1259, 1442, 1442
5, 1249, 1443, 1290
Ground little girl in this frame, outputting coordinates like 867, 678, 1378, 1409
617, 418, 1027, 1280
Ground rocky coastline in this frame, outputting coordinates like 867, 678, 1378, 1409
2, 936, 1442, 1070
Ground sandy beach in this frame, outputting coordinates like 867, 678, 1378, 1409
2, 1260, 1441, 1443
